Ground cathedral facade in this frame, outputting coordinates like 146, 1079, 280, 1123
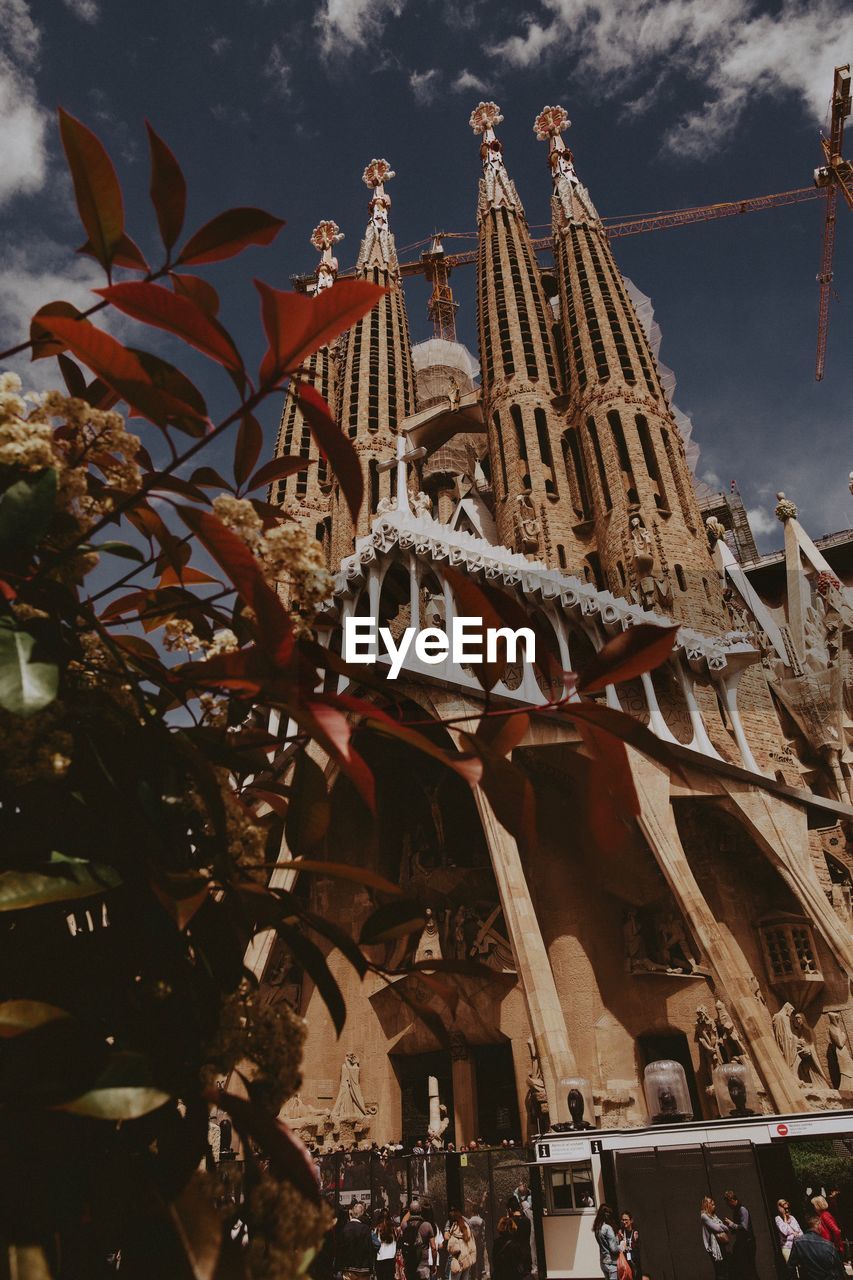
260, 103, 853, 1154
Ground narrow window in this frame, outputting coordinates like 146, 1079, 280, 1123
675, 563, 687, 592
586, 416, 611, 510
636, 414, 667, 511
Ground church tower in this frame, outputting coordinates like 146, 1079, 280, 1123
332, 159, 416, 563
271, 221, 342, 563
535, 105, 725, 628
470, 103, 581, 568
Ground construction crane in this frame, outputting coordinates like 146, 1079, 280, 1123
814, 63, 852, 380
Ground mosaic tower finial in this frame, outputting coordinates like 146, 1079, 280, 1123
310, 220, 344, 293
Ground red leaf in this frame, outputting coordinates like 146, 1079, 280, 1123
30, 301, 83, 361
246, 455, 313, 493
113, 633, 159, 663
159, 565, 221, 587
129, 347, 209, 433
37, 316, 200, 428
475, 710, 530, 757
112, 233, 149, 272
95, 282, 243, 374
170, 271, 220, 317
99, 590, 150, 621
190, 467, 233, 491
127, 503, 191, 576
295, 384, 363, 524
146, 122, 186, 253
255, 277, 386, 382
176, 507, 294, 664
58, 107, 124, 273
176, 208, 285, 266
577, 623, 679, 694
234, 412, 263, 487
57, 354, 87, 397
204, 1090, 320, 1203
327, 693, 483, 787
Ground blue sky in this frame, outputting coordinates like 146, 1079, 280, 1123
1, 0, 852, 551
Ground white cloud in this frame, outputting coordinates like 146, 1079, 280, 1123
701, 470, 722, 490
452, 68, 489, 93
315, 0, 406, 55
0, 238, 110, 389
488, 0, 853, 156
264, 42, 292, 96
62, 0, 99, 21
746, 506, 778, 537
409, 68, 440, 105
210, 34, 231, 56
0, 0, 49, 207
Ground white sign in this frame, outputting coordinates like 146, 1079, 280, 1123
536, 1138, 592, 1162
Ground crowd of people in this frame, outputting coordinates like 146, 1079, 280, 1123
699, 1186, 848, 1280
317, 1188, 536, 1280
591, 1207, 644, 1280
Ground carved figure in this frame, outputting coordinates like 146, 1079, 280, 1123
772, 1002, 800, 1072
827, 1012, 853, 1091
715, 1000, 747, 1064
623, 909, 665, 973
524, 1039, 549, 1135
695, 1005, 721, 1077
414, 907, 443, 964
658, 912, 698, 972
427, 1076, 449, 1149
515, 494, 540, 553
412, 491, 432, 519
705, 515, 726, 544
376, 495, 396, 516
330, 1052, 377, 1124
447, 376, 461, 412
791, 1011, 829, 1087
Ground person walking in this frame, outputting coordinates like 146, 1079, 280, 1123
374, 1211, 399, 1280
467, 1202, 486, 1280
787, 1211, 845, 1280
592, 1205, 621, 1280
401, 1200, 436, 1280
723, 1190, 758, 1280
701, 1196, 731, 1280
775, 1200, 803, 1261
812, 1197, 844, 1253
505, 1196, 532, 1280
338, 1203, 375, 1280
492, 1217, 525, 1280
618, 1212, 643, 1280
447, 1210, 477, 1280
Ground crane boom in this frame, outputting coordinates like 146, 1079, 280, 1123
814, 64, 851, 380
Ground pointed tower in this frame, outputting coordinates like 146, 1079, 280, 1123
535, 105, 726, 626
470, 102, 582, 568
332, 159, 416, 563
270, 220, 342, 563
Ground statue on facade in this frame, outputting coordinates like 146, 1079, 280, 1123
772, 1002, 800, 1073
427, 1076, 450, 1149
715, 1000, 747, 1064
827, 1012, 853, 1092
447, 377, 461, 413
330, 1052, 377, 1125
376, 495, 396, 517
525, 1039, 550, 1135
630, 517, 657, 607
658, 912, 698, 973
515, 494, 541, 554
623, 909, 666, 973
695, 1005, 721, 1079
414, 907, 443, 964
791, 1011, 829, 1087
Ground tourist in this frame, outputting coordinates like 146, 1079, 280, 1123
618, 1212, 643, 1280
401, 1198, 438, 1280
447, 1209, 477, 1280
337, 1202, 374, 1280
787, 1211, 845, 1279
828, 1190, 846, 1245
812, 1197, 843, 1253
374, 1211, 399, 1280
506, 1197, 532, 1280
467, 1202, 486, 1280
592, 1205, 621, 1280
775, 1200, 803, 1260
492, 1217, 525, 1280
700, 1196, 731, 1280
723, 1190, 758, 1280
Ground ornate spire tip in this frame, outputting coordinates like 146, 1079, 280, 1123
362, 158, 395, 189
534, 105, 571, 140
310, 220, 344, 252
469, 101, 503, 135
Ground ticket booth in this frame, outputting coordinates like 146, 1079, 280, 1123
532, 1109, 853, 1280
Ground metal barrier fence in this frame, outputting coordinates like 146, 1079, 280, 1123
316, 1147, 534, 1278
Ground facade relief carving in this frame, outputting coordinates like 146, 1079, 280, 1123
623, 904, 708, 976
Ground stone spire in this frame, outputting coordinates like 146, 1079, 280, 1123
270, 220, 343, 562
332, 160, 416, 563
469, 102, 575, 566
536, 104, 725, 624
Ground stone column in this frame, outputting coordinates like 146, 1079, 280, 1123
469, 783, 577, 1123
628, 749, 804, 1114
449, 1031, 478, 1146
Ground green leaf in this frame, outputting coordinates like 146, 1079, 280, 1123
0, 623, 59, 717
58, 1050, 170, 1120
0, 852, 121, 911
0, 468, 57, 556
93, 540, 147, 563
0, 999, 70, 1037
